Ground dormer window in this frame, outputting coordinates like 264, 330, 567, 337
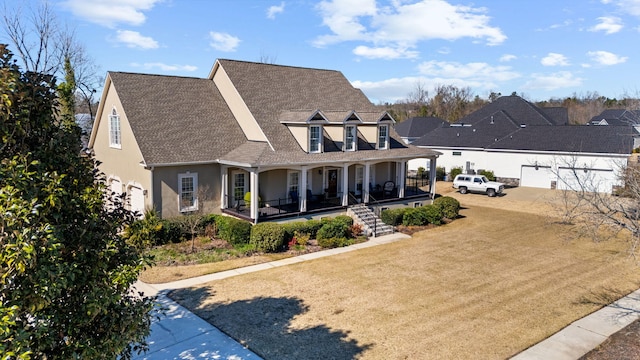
309, 125, 322, 153
378, 124, 389, 149
344, 125, 356, 151
109, 107, 121, 149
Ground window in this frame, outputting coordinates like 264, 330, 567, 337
452, 151, 462, 156
378, 125, 389, 149
178, 173, 198, 212
309, 125, 321, 153
287, 171, 300, 202
233, 172, 246, 201
109, 108, 121, 148
345, 125, 356, 151
355, 166, 364, 195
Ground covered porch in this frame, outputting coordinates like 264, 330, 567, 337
220, 158, 438, 223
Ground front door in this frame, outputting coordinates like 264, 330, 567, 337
327, 169, 338, 198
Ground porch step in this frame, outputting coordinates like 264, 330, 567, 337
347, 204, 394, 238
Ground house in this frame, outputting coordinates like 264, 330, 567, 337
89, 59, 440, 222
411, 96, 639, 193
589, 109, 640, 126
395, 116, 448, 144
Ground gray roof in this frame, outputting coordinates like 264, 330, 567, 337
394, 117, 448, 138
107, 60, 439, 167
108, 72, 247, 165
457, 95, 566, 126
488, 125, 636, 154
589, 109, 640, 126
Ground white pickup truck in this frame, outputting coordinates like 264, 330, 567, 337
452, 174, 504, 197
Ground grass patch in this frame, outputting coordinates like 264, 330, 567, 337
169, 205, 640, 359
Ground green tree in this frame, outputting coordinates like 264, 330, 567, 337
0, 45, 154, 359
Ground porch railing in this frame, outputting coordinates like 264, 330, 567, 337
367, 193, 382, 238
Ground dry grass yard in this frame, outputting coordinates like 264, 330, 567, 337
169, 186, 640, 360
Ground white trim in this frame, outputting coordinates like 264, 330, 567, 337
344, 124, 357, 151
378, 124, 389, 150
108, 107, 121, 149
178, 172, 198, 213
287, 170, 300, 203
231, 170, 248, 203
309, 125, 323, 153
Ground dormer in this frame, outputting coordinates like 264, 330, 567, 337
376, 112, 395, 150
343, 111, 362, 151
280, 110, 329, 153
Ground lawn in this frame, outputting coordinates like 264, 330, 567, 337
169, 200, 640, 359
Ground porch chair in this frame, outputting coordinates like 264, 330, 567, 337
383, 181, 396, 198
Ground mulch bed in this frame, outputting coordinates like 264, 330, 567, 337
579, 318, 640, 359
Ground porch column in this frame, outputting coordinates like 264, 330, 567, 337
342, 163, 349, 206
363, 162, 371, 203
429, 157, 438, 199
398, 161, 406, 198
250, 169, 259, 223
300, 166, 308, 212
220, 165, 228, 209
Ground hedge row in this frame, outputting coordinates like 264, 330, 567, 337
379, 196, 461, 227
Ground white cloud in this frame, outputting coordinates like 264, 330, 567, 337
61, 0, 161, 27
115, 30, 158, 49
313, 0, 506, 51
209, 32, 241, 52
541, 53, 570, 66
500, 54, 517, 62
267, 2, 285, 19
587, 50, 628, 65
352, 45, 419, 59
589, 16, 623, 34
418, 60, 520, 83
523, 71, 583, 91
605, 0, 640, 16
131, 62, 198, 72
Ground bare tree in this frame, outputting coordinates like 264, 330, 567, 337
180, 185, 213, 252
1, 0, 101, 120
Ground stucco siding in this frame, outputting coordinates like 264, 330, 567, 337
288, 125, 308, 152
92, 81, 151, 211
154, 164, 221, 218
359, 125, 378, 144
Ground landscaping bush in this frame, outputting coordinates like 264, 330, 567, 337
317, 236, 353, 249
123, 210, 164, 249
282, 219, 323, 241
433, 196, 461, 219
450, 166, 463, 180
158, 217, 189, 244
436, 166, 446, 181
478, 169, 496, 181
250, 222, 286, 252
422, 204, 443, 225
316, 220, 351, 242
380, 208, 407, 226
217, 216, 252, 246
333, 215, 354, 227
402, 207, 428, 226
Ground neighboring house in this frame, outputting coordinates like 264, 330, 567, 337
394, 116, 448, 172
411, 97, 639, 193
89, 59, 440, 222
589, 109, 640, 126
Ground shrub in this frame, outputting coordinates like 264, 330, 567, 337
380, 208, 406, 226
318, 237, 353, 249
333, 215, 354, 227
402, 207, 428, 226
250, 222, 286, 252
317, 219, 351, 241
159, 217, 189, 244
282, 219, 323, 241
217, 216, 252, 246
433, 196, 460, 219
436, 166, 446, 181
349, 223, 364, 238
417, 166, 426, 179
478, 169, 496, 181
422, 204, 443, 225
450, 166, 463, 180
123, 210, 164, 249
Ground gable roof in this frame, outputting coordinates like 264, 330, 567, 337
589, 109, 640, 126
215, 59, 378, 153
394, 117, 448, 138
105, 72, 246, 166
457, 95, 566, 126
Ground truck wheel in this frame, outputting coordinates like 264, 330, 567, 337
487, 188, 496, 197
459, 186, 468, 194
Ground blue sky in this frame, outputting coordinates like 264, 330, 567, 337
6, 0, 640, 103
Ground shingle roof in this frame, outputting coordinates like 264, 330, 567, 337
394, 117, 448, 138
488, 125, 636, 154
108, 72, 246, 165
589, 109, 640, 126
457, 95, 565, 126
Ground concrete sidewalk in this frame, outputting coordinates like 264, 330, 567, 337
133, 232, 640, 359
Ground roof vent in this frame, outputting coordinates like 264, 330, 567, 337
520, 124, 526, 128
490, 116, 494, 124
457, 133, 460, 137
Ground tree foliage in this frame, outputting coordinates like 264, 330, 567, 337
0, 45, 154, 359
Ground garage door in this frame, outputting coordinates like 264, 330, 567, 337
520, 165, 553, 189
557, 168, 616, 193
129, 186, 145, 217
